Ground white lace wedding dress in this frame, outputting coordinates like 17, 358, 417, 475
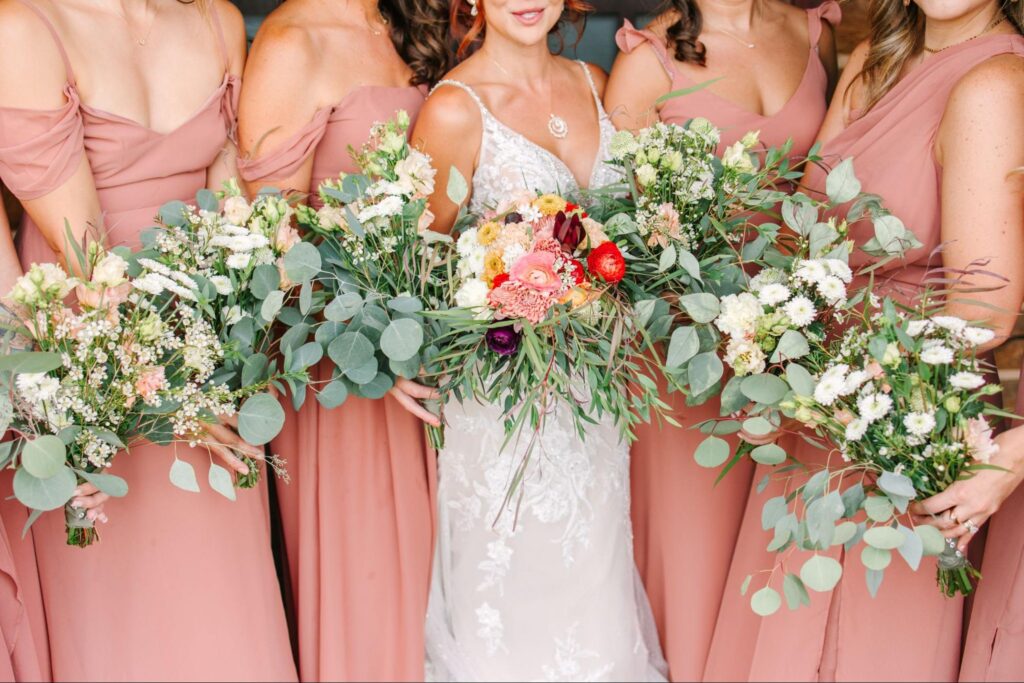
424, 62, 668, 683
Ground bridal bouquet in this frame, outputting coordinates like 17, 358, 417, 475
745, 301, 1005, 615
0, 247, 248, 546
294, 112, 453, 446
139, 182, 322, 486
431, 189, 665, 466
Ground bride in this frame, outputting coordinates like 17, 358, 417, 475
410, 1, 667, 680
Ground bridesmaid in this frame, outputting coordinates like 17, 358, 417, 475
0, 201, 49, 683
602, 1, 838, 679
0, 1, 297, 679
704, 0, 1024, 680
236, 1, 450, 679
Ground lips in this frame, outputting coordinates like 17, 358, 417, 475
511, 7, 545, 26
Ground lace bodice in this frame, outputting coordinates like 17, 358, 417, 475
432, 61, 620, 214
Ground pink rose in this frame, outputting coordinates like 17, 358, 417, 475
134, 367, 167, 402
964, 416, 999, 463
275, 223, 301, 253
510, 251, 563, 294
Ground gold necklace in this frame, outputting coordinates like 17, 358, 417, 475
923, 14, 1005, 54
368, 5, 389, 36
112, 0, 158, 47
708, 24, 756, 49
488, 55, 569, 140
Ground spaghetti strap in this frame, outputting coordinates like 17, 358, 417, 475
615, 19, 678, 80
576, 61, 605, 113
807, 0, 842, 48
431, 80, 491, 119
208, 1, 231, 69
13, 0, 77, 86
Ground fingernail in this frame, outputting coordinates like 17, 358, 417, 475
86, 510, 97, 521
99, 514, 109, 524
70, 500, 83, 509
72, 487, 83, 497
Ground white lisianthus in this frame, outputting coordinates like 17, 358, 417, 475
794, 259, 828, 285
963, 327, 996, 346
906, 319, 930, 337
722, 141, 755, 174
814, 364, 850, 406
816, 276, 847, 306
783, 296, 816, 327
845, 418, 868, 442
757, 283, 791, 307
394, 151, 437, 198
316, 205, 347, 230
723, 338, 766, 376
714, 292, 763, 339
91, 253, 129, 288
881, 341, 902, 367
749, 268, 787, 293
226, 252, 252, 270
843, 369, 872, 394
904, 411, 937, 437
824, 259, 853, 283
223, 196, 253, 225
454, 278, 490, 310
209, 275, 233, 296
950, 371, 985, 390
635, 164, 658, 187
920, 343, 954, 365
857, 392, 893, 423
931, 315, 967, 333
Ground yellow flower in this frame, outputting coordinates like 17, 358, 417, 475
534, 194, 567, 217
478, 221, 501, 246
559, 284, 595, 309
483, 250, 505, 284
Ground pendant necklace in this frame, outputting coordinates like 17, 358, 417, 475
489, 55, 569, 140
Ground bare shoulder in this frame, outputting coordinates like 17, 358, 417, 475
246, 13, 318, 77
949, 52, 1024, 106
210, 0, 245, 45
0, 0, 61, 60
580, 60, 608, 95
0, 0, 70, 104
421, 82, 483, 130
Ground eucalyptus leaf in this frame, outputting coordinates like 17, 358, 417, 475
260, 290, 285, 322
688, 352, 723, 396
783, 573, 811, 610
168, 459, 200, 493
863, 525, 906, 550
21, 435, 66, 479
666, 326, 700, 369
208, 463, 237, 501
677, 249, 701, 281
238, 393, 286, 446
694, 436, 730, 468
328, 332, 375, 370
785, 363, 815, 396
832, 521, 858, 546
916, 525, 947, 556
316, 380, 349, 409
863, 495, 895, 523
800, 554, 843, 592
658, 244, 677, 273
380, 318, 424, 362
0, 351, 63, 374
291, 342, 324, 372
825, 158, 861, 204
742, 416, 773, 437
325, 293, 364, 322
770, 330, 810, 363
250, 264, 281, 300
751, 444, 786, 466
679, 293, 720, 324
283, 242, 322, 283
861, 546, 893, 571
897, 524, 924, 571
865, 568, 885, 598
447, 166, 469, 206
750, 586, 782, 617
741, 374, 789, 405
13, 467, 76, 511
75, 470, 128, 498
762, 495, 788, 531
878, 471, 917, 500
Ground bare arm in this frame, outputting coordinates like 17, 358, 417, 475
0, 202, 22, 295
410, 86, 482, 234
604, 43, 671, 133
816, 15, 839, 101
935, 54, 1024, 350
237, 21, 323, 198
814, 39, 870, 147
0, 1, 100, 266
205, 0, 248, 189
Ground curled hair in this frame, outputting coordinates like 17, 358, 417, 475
382, 0, 454, 85
852, 0, 1023, 114
660, 1, 706, 66
449, 0, 594, 58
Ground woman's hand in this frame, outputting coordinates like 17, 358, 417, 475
389, 378, 441, 427
910, 426, 1024, 551
200, 418, 264, 477
70, 483, 108, 524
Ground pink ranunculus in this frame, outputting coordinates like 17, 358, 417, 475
134, 367, 167, 402
964, 416, 999, 463
509, 250, 564, 294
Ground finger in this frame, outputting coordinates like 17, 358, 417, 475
391, 389, 442, 427
204, 422, 263, 460
913, 489, 959, 516
208, 443, 250, 476
395, 378, 441, 401
70, 491, 110, 510
220, 412, 239, 430
72, 483, 99, 497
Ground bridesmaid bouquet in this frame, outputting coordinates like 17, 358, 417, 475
432, 189, 666, 462
294, 112, 453, 446
0, 247, 245, 546
140, 182, 321, 486
746, 301, 1005, 615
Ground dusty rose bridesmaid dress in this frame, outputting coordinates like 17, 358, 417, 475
704, 34, 1024, 682
0, 4, 297, 680
614, 4, 838, 679
237, 86, 435, 682
0, 499, 48, 683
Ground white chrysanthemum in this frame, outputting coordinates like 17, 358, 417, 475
963, 327, 996, 346
783, 296, 816, 327
950, 371, 985, 390
795, 259, 828, 285
817, 276, 847, 306
931, 316, 967, 333
209, 275, 233, 296
16, 372, 59, 403
516, 204, 543, 223
357, 195, 404, 223
757, 283, 791, 307
814, 364, 850, 406
457, 228, 480, 256
132, 273, 166, 296
906, 319, 931, 337
824, 259, 853, 283
845, 418, 868, 442
723, 338, 766, 377
904, 411, 936, 437
844, 369, 872, 394
226, 253, 252, 270
920, 344, 954, 365
857, 392, 893, 423
454, 278, 490, 309
714, 292, 763, 339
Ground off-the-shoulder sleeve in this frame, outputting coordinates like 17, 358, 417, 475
236, 105, 333, 183
615, 19, 678, 80
808, 0, 842, 46
0, 85, 85, 201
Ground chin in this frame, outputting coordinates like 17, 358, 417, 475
489, 2, 563, 46
914, 0, 994, 21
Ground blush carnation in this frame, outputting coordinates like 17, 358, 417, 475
487, 279, 556, 324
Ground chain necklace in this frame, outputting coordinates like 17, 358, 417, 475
924, 14, 1005, 54
488, 55, 569, 140
368, 6, 389, 37
112, 0, 158, 47
708, 24, 756, 49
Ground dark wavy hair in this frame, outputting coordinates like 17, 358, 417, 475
659, 0, 706, 66
449, 0, 593, 58
383, 0, 454, 85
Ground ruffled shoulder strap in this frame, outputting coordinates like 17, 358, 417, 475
236, 106, 333, 183
807, 0, 842, 47
615, 19, 678, 80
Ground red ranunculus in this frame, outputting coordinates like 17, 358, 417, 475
568, 259, 585, 285
587, 242, 625, 284
491, 273, 510, 289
